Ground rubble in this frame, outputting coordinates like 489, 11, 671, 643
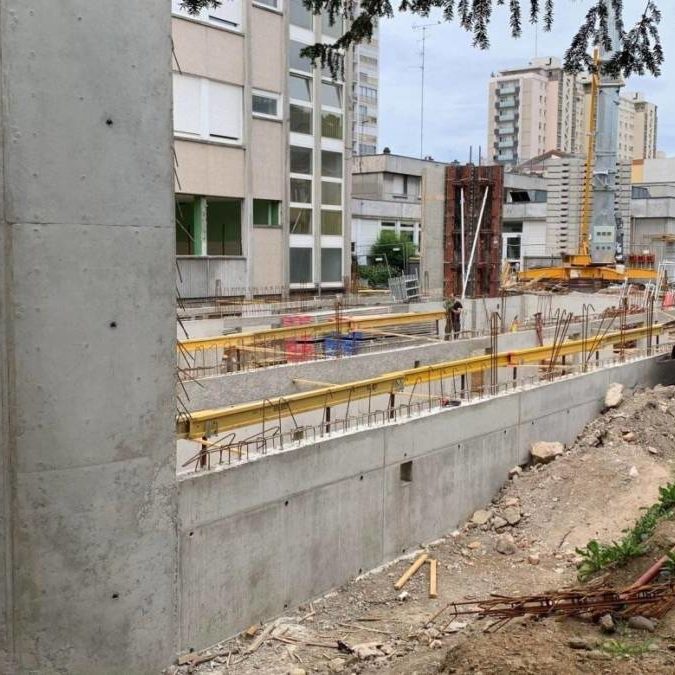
495, 533, 517, 555
605, 382, 624, 408
531, 441, 564, 465
471, 509, 492, 525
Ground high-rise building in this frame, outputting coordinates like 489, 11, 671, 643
489, 57, 658, 167
171, 0, 352, 298
351, 26, 379, 156
487, 57, 583, 166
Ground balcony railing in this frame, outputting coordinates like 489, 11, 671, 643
176, 255, 247, 299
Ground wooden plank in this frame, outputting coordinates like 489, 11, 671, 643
428, 558, 438, 599
394, 553, 428, 590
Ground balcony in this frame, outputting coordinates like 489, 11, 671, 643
176, 256, 247, 299
499, 83, 517, 95
498, 97, 516, 108
498, 111, 515, 122
498, 138, 515, 149
498, 125, 515, 135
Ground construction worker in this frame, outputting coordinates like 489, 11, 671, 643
444, 296, 463, 340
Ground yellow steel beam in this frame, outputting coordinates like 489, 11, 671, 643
178, 310, 445, 352
176, 324, 662, 439
518, 265, 657, 283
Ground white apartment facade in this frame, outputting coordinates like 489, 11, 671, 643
351, 26, 379, 156
488, 57, 583, 165
489, 57, 658, 167
172, 0, 352, 298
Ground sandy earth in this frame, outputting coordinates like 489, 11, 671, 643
168, 383, 675, 675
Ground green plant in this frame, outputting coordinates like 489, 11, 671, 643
357, 264, 391, 288
576, 480, 675, 581
370, 231, 417, 273
601, 639, 654, 657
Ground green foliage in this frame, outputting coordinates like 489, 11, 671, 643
300, 1, 664, 81
601, 639, 654, 657
358, 265, 392, 288
180, 0, 221, 14
576, 480, 675, 581
370, 231, 416, 272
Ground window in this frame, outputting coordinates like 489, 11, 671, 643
290, 178, 312, 204
254, 0, 280, 9
358, 143, 376, 155
176, 197, 197, 255
253, 199, 280, 227
290, 207, 312, 234
358, 104, 367, 117
290, 146, 312, 175
290, 105, 312, 134
321, 150, 342, 178
321, 112, 342, 139
321, 82, 342, 108
206, 199, 242, 255
321, 210, 342, 235
359, 85, 377, 101
321, 181, 341, 205
321, 248, 342, 282
290, 247, 313, 283
321, 12, 342, 38
289, 75, 312, 102
252, 91, 280, 118
400, 461, 413, 483
289, 0, 313, 29
289, 41, 313, 72
173, 74, 243, 143
172, 0, 242, 30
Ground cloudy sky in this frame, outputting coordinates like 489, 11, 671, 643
378, 0, 674, 162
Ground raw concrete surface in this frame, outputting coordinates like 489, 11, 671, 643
177, 353, 675, 652
0, 2, 177, 672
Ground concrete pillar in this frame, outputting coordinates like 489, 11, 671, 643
0, 2, 177, 672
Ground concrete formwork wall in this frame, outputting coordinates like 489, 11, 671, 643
0, 2, 177, 672
177, 355, 675, 651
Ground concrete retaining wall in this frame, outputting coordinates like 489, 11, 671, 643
177, 354, 675, 651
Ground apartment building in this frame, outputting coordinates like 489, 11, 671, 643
487, 57, 583, 165
172, 0, 352, 298
489, 57, 658, 166
351, 26, 379, 156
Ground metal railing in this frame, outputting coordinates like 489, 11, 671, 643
179, 342, 672, 475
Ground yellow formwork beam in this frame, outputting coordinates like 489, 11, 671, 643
176, 324, 662, 439
178, 310, 445, 352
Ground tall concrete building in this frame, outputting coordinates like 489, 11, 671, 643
171, 0, 352, 298
489, 57, 658, 166
351, 26, 379, 156
488, 57, 584, 165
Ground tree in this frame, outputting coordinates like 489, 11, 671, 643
181, 1, 663, 79
370, 230, 417, 272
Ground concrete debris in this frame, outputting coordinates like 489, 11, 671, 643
351, 641, 386, 659
502, 507, 522, 526
648, 446, 661, 455
604, 382, 624, 409
444, 620, 468, 633
598, 614, 615, 634
495, 533, 517, 555
622, 431, 637, 442
502, 497, 520, 508
430, 639, 443, 649
508, 466, 523, 479
467, 541, 481, 549
527, 553, 540, 565
531, 441, 564, 465
627, 615, 655, 632
397, 590, 409, 601
491, 516, 508, 530
629, 465, 639, 478
287, 669, 307, 675
471, 509, 492, 526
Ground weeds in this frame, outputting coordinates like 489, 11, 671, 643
576, 480, 675, 581
601, 639, 654, 657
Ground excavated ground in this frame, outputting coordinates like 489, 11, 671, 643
168, 383, 675, 675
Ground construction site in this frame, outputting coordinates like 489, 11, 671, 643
5, 2, 675, 675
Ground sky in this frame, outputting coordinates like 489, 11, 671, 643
378, 0, 675, 162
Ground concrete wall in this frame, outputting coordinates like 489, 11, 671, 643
0, 2, 177, 672
177, 353, 675, 651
